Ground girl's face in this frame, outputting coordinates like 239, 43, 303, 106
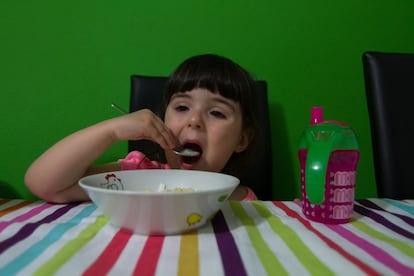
164, 88, 250, 172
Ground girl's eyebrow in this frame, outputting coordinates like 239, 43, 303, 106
170, 93, 190, 100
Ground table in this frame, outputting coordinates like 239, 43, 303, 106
1, 198, 413, 275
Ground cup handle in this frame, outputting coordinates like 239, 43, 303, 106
305, 131, 336, 204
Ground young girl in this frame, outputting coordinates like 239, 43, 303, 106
25, 54, 260, 203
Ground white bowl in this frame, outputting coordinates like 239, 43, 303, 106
79, 169, 239, 235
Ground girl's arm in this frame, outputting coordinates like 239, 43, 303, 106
25, 109, 176, 203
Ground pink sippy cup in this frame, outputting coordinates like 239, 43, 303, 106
298, 107, 359, 224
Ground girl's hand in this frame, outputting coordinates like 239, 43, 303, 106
110, 109, 177, 150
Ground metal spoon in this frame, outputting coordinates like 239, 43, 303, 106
111, 103, 200, 157
110, 103, 128, 114
171, 144, 200, 157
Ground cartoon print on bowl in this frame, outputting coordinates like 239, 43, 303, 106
100, 173, 124, 190
186, 213, 202, 226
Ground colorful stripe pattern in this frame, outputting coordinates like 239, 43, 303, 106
0, 199, 413, 275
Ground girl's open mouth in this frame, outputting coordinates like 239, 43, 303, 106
181, 143, 202, 164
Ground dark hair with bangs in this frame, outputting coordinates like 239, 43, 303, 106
161, 54, 259, 180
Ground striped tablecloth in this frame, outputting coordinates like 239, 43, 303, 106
0, 198, 413, 275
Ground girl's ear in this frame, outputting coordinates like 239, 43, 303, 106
235, 128, 254, 153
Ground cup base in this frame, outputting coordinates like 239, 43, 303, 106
303, 213, 351, 224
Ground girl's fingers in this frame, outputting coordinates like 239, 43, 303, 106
151, 123, 176, 149
132, 111, 176, 148
116, 109, 177, 149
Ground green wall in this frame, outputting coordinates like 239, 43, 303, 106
1, 1, 414, 200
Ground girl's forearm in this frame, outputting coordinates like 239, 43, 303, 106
25, 120, 117, 203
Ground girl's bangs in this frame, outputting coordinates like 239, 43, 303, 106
166, 69, 244, 103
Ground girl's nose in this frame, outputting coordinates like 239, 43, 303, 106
187, 112, 202, 129
188, 122, 201, 129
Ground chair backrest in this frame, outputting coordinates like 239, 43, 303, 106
129, 75, 273, 200
362, 51, 414, 199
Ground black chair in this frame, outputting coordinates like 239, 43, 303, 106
362, 51, 414, 199
129, 75, 273, 200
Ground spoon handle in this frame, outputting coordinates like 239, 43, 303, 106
111, 103, 128, 114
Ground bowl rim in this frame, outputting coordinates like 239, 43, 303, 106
78, 169, 239, 196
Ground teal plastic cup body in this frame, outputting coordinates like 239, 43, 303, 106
298, 121, 359, 224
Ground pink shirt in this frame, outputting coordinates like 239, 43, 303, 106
118, 151, 257, 201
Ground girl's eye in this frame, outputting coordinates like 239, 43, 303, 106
175, 105, 188, 112
210, 110, 226, 119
